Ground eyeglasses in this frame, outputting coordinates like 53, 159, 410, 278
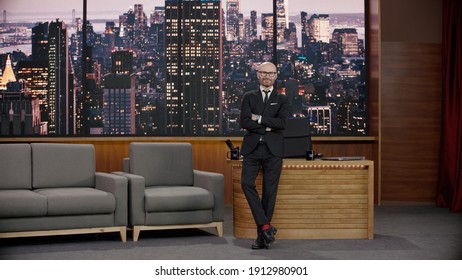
258, 71, 277, 77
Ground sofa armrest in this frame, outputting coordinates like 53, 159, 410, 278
193, 170, 224, 221
112, 172, 146, 226
95, 172, 128, 226
123, 158, 130, 173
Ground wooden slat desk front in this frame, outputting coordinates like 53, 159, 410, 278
231, 159, 374, 239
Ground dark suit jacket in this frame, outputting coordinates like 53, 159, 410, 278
240, 89, 290, 157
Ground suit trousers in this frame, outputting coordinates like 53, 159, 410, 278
241, 142, 283, 226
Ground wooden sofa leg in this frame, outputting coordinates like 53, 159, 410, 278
120, 227, 127, 242
133, 226, 141, 242
216, 222, 223, 237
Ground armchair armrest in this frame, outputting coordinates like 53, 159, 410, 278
193, 170, 224, 221
123, 158, 130, 173
112, 172, 146, 226
95, 172, 128, 226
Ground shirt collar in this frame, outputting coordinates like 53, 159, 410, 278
260, 86, 273, 93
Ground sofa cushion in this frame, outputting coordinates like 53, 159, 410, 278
0, 190, 47, 218
31, 143, 95, 189
34, 187, 116, 216
130, 143, 194, 186
144, 186, 214, 212
0, 144, 32, 190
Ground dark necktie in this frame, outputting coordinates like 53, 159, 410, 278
263, 90, 270, 103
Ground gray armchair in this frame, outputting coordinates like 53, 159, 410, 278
115, 142, 224, 241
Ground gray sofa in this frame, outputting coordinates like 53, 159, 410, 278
0, 143, 128, 241
115, 142, 224, 241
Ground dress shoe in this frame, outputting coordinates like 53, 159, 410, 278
251, 235, 266, 250
262, 225, 277, 249
251, 228, 265, 249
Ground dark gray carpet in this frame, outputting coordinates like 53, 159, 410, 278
1, 202, 461, 260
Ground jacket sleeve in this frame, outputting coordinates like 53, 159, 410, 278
261, 94, 290, 131
239, 93, 266, 134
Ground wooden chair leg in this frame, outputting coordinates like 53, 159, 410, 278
119, 227, 127, 242
216, 222, 223, 237
133, 226, 141, 242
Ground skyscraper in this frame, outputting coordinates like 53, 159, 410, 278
165, 0, 222, 135
250, 10, 257, 37
226, 0, 239, 42
332, 28, 360, 56
48, 20, 70, 135
307, 14, 330, 43
102, 73, 135, 135
111, 50, 133, 75
16, 61, 49, 123
31, 22, 49, 62
261, 13, 274, 49
301, 11, 308, 49
276, 0, 289, 44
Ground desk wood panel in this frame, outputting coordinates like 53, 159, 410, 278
231, 159, 374, 239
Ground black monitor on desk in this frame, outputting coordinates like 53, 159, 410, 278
283, 117, 312, 158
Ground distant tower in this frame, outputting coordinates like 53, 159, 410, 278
31, 22, 49, 62
17, 61, 49, 124
301, 11, 308, 50
261, 13, 274, 48
111, 50, 133, 75
226, 0, 240, 41
3, 10, 6, 24
250, 10, 257, 37
0, 55, 17, 90
332, 28, 359, 56
276, 0, 289, 44
48, 19, 70, 135
102, 73, 135, 135
307, 14, 330, 43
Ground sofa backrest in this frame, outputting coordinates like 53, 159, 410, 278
0, 144, 32, 190
31, 143, 96, 189
129, 142, 194, 186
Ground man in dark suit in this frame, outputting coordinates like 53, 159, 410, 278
239, 62, 290, 249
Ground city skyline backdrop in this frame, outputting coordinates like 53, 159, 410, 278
1, 0, 367, 137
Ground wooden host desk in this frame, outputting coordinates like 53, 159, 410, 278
231, 159, 374, 240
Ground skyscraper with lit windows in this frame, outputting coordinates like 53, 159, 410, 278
307, 14, 330, 43
48, 20, 70, 135
165, 0, 222, 135
276, 0, 289, 44
226, 0, 239, 42
102, 73, 135, 135
250, 10, 257, 37
261, 13, 274, 49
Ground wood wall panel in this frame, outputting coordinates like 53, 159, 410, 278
381, 42, 442, 201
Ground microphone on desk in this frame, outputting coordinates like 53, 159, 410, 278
225, 139, 235, 150
225, 139, 240, 160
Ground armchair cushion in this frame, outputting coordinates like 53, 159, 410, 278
31, 143, 95, 189
0, 144, 32, 190
0, 190, 47, 218
130, 142, 193, 186
144, 186, 214, 212
35, 187, 116, 216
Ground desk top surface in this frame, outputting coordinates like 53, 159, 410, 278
228, 158, 373, 167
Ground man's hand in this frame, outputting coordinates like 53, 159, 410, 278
251, 114, 260, 121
